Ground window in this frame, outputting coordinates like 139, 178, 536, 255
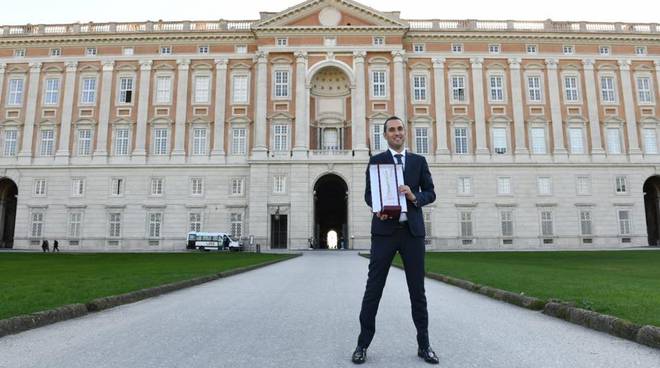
108, 213, 121, 238
454, 127, 469, 154
77, 129, 92, 156
192, 128, 207, 155
122, 47, 134, 56
34, 179, 47, 196
231, 178, 245, 195
118, 77, 134, 104
191, 177, 203, 196
273, 124, 288, 152
232, 75, 249, 104
413, 44, 425, 53
373, 36, 385, 46
457, 177, 472, 195
540, 210, 554, 236
451, 75, 466, 103
615, 175, 628, 194
372, 124, 387, 151
569, 128, 585, 154
8, 79, 24, 106
198, 45, 209, 54
189, 212, 202, 232
564, 75, 580, 102
39, 129, 55, 156
451, 43, 463, 53
160, 46, 172, 55
500, 210, 514, 237
71, 178, 85, 197
68, 211, 82, 238
579, 210, 593, 236
273, 175, 286, 194
148, 212, 162, 238
526, 44, 538, 54
600, 76, 616, 103
153, 128, 169, 155
497, 177, 512, 195
43, 78, 60, 105
489, 75, 504, 102
537, 177, 552, 196
599, 46, 611, 56
531, 127, 547, 154
414, 127, 429, 154
635, 46, 647, 56
3, 130, 17, 157
372, 70, 386, 98
276, 38, 288, 47
14, 49, 26, 57
412, 75, 427, 102
80, 77, 97, 104
488, 44, 501, 54
85, 47, 97, 56
30, 211, 45, 237
636, 77, 653, 104
111, 178, 124, 196
114, 128, 130, 156
231, 128, 247, 155
563, 45, 574, 55
617, 209, 631, 235
492, 127, 507, 154
155, 75, 172, 104
274, 70, 289, 98
235, 45, 248, 54
194, 75, 210, 104
644, 128, 658, 154
576, 176, 591, 195
607, 128, 622, 154
527, 75, 543, 102
423, 211, 432, 240
459, 211, 473, 239
151, 178, 164, 196
324, 37, 336, 47
230, 213, 243, 238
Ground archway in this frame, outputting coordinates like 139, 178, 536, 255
0, 178, 18, 249
309, 66, 352, 151
643, 175, 660, 246
313, 174, 348, 249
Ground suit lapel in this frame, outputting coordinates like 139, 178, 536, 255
403, 151, 413, 184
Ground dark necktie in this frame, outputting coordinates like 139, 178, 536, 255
394, 154, 404, 169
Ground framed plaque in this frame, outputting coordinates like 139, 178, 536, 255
369, 164, 407, 217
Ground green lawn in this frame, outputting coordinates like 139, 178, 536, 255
0, 252, 292, 320
392, 251, 660, 327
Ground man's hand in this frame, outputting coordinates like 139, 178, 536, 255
398, 185, 416, 202
376, 212, 390, 221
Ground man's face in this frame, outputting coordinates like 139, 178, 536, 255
384, 119, 406, 150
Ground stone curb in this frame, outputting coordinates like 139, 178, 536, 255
0, 253, 301, 338
358, 252, 658, 349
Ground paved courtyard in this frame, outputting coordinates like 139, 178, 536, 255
0, 251, 658, 367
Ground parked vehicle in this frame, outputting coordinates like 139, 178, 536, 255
186, 231, 243, 251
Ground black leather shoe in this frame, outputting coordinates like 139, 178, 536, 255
351, 346, 367, 364
418, 346, 440, 364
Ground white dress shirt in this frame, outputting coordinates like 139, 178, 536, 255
388, 147, 408, 222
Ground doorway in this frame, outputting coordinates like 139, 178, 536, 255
643, 175, 660, 246
313, 174, 348, 249
0, 178, 18, 249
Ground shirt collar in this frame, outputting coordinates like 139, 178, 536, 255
388, 147, 406, 159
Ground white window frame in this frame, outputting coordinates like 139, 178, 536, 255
616, 208, 632, 236
614, 175, 628, 195
43, 77, 61, 106
324, 37, 336, 47
371, 121, 388, 152
499, 209, 514, 238
150, 177, 165, 196
643, 127, 658, 154
487, 72, 506, 103
189, 212, 203, 232
154, 73, 173, 105
599, 73, 618, 105
71, 177, 85, 197
276, 38, 288, 47
635, 46, 647, 56
272, 68, 291, 100
2, 128, 18, 157
411, 73, 429, 104
7, 77, 25, 107
576, 175, 592, 196
568, 126, 586, 154
635, 74, 655, 105
33, 178, 47, 197
458, 210, 474, 240
230, 177, 245, 196
30, 209, 45, 238
231, 72, 250, 105
108, 212, 122, 239
110, 177, 125, 197
76, 127, 93, 156
160, 46, 172, 55
122, 47, 134, 56
113, 126, 131, 156
191, 126, 208, 156
537, 176, 553, 196
413, 43, 425, 53
152, 127, 170, 155
599, 46, 611, 56
231, 127, 248, 155
491, 126, 509, 155
453, 125, 470, 154
79, 75, 98, 105
563, 45, 575, 55
372, 36, 385, 46
85, 47, 97, 56
451, 43, 463, 54
457, 176, 473, 196
606, 126, 623, 154
14, 49, 26, 57
562, 73, 581, 104
370, 68, 388, 99
539, 209, 554, 237
68, 210, 83, 239
230, 212, 244, 238
234, 45, 248, 54
193, 73, 211, 105
526, 44, 538, 54
449, 73, 468, 104
190, 177, 204, 197
578, 208, 593, 236
525, 73, 544, 104
488, 44, 501, 54
273, 175, 286, 194
271, 122, 290, 152
198, 45, 209, 54
530, 126, 548, 155
117, 74, 135, 105
496, 176, 512, 196
39, 128, 56, 156
147, 211, 163, 239
413, 125, 430, 155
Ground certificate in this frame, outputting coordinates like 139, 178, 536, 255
369, 164, 408, 216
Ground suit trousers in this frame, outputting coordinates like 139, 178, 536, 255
357, 223, 429, 349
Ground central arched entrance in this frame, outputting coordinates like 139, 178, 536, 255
0, 177, 18, 249
313, 174, 348, 249
643, 175, 660, 246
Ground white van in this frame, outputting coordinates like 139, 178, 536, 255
186, 231, 242, 251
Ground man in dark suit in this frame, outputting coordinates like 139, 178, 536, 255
352, 116, 439, 365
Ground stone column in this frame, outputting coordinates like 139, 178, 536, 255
508, 58, 529, 156
582, 59, 605, 156
432, 57, 449, 157
55, 61, 78, 163
252, 51, 268, 159
132, 60, 152, 160
545, 58, 567, 157
470, 58, 488, 156
618, 59, 642, 157
94, 61, 114, 160
392, 50, 407, 123
18, 62, 42, 163
172, 59, 190, 159
293, 51, 308, 159
351, 51, 368, 156
211, 58, 228, 159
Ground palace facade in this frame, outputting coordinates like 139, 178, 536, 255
1, 0, 660, 251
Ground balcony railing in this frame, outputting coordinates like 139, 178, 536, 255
407, 19, 660, 34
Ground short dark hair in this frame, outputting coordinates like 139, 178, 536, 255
383, 116, 404, 131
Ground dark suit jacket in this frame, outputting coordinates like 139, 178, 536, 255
364, 150, 436, 238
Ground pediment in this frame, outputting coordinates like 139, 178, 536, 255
254, 0, 406, 29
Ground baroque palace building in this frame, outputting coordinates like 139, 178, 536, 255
1, 0, 660, 251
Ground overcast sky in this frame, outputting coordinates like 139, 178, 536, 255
1, 0, 657, 25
